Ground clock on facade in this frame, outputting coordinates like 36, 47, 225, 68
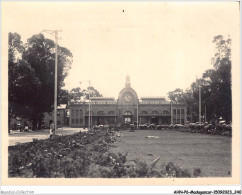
124, 95, 132, 102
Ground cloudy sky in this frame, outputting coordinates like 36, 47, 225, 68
3, 2, 239, 99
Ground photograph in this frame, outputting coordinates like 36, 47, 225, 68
1, 1, 240, 188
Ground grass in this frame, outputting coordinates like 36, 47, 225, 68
110, 129, 232, 177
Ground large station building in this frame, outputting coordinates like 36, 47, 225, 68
68, 76, 187, 127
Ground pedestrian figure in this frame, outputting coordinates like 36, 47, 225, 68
24, 123, 29, 132
49, 120, 55, 138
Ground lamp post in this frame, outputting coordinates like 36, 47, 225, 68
42, 30, 61, 133
199, 83, 201, 124
137, 98, 139, 129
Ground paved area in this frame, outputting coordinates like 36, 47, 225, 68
8, 127, 87, 146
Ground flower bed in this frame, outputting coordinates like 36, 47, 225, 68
9, 129, 201, 178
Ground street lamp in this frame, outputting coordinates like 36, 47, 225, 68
42, 30, 61, 134
137, 98, 139, 129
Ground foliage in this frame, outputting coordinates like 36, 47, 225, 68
8, 129, 200, 178
8, 32, 73, 130
168, 88, 185, 103
82, 86, 103, 100
167, 35, 231, 123
8, 33, 41, 130
64, 86, 103, 102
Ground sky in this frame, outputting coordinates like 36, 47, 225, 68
2, 2, 239, 99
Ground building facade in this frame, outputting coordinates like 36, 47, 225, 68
42, 104, 69, 128
68, 76, 187, 127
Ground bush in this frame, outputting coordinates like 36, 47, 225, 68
9, 129, 201, 178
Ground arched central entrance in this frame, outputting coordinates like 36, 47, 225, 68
123, 111, 132, 123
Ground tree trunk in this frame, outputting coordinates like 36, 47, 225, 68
32, 120, 37, 131
38, 120, 42, 130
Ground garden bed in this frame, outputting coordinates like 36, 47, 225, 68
9, 129, 202, 178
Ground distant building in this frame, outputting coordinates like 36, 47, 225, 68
68, 76, 187, 127
9, 104, 68, 130
9, 116, 32, 130
42, 104, 69, 128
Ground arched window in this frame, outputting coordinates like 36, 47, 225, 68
124, 111, 132, 116
108, 110, 116, 115
140, 110, 148, 115
162, 110, 170, 115
151, 110, 159, 116
86, 111, 94, 115
97, 110, 105, 116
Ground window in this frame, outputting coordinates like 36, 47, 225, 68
173, 109, 176, 115
57, 121, 60, 125
162, 110, 170, 115
108, 110, 115, 115
80, 110, 83, 116
86, 111, 94, 115
72, 119, 74, 124
72, 110, 74, 116
97, 110, 105, 116
80, 119, 83, 124
57, 111, 60, 116
151, 110, 159, 116
76, 110, 79, 115
177, 109, 180, 114
76, 119, 79, 123
181, 109, 184, 115
124, 117, 131, 123
140, 110, 148, 115
181, 119, 184, 125
173, 119, 176, 124
177, 119, 180, 124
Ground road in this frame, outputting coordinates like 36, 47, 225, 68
8, 127, 87, 146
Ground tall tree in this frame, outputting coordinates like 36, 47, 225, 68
8, 32, 73, 130
8, 33, 40, 132
69, 87, 84, 102
167, 36, 231, 124
168, 88, 185, 103
67, 86, 103, 102
209, 35, 231, 123
82, 86, 103, 100
22, 33, 73, 130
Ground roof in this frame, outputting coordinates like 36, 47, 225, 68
57, 104, 67, 109
140, 97, 166, 100
90, 97, 115, 101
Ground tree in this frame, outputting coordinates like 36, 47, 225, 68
167, 88, 185, 103
8, 33, 40, 132
68, 86, 103, 102
8, 32, 73, 130
23, 33, 73, 130
82, 86, 103, 100
69, 87, 84, 102
58, 89, 70, 104
167, 35, 231, 124
209, 35, 231, 123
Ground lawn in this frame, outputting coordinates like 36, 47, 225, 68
109, 129, 232, 177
